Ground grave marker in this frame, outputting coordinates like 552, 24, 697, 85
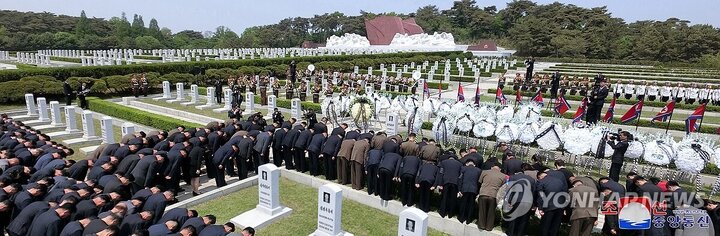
397, 208, 428, 236
49, 101, 63, 126
312, 184, 352, 236
36, 97, 49, 122
100, 116, 115, 144
230, 164, 293, 229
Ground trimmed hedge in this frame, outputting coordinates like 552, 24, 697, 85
252, 95, 321, 113
134, 55, 163, 60
86, 97, 201, 130
488, 88, 720, 112
50, 56, 82, 63
0, 51, 469, 82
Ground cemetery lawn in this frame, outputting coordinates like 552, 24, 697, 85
192, 178, 449, 236
0, 104, 25, 112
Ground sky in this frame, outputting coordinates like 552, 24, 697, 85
1, 0, 718, 34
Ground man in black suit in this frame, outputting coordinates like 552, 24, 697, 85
434, 154, 462, 218
271, 124, 288, 167
587, 79, 609, 124
131, 153, 165, 190
119, 211, 154, 235
212, 144, 238, 187
282, 123, 302, 170
142, 191, 174, 224
606, 131, 629, 182
26, 204, 74, 236
536, 171, 568, 236
63, 80, 75, 106
293, 126, 312, 173
6, 201, 54, 236
502, 153, 523, 175
72, 194, 110, 221
321, 131, 342, 180
159, 208, 198, 227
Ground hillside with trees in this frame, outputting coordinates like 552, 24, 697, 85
1, 0, 719, 64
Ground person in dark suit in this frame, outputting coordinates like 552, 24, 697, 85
435, 153, 462, 218
377, 152, 401, 201
281, 122, 301, 170
397, 154, 421, 206
63, 80, 75, 106
252, 130, 272, 172
6, 201, 54, 236
536, 171, 568, 236
181, 215, 216, 234
212, 144, 238, 187
321, 132, 342, 180
502, 153, 523, 175
307, 131, 326, 176
115, 154, 141, 176
119, 211, 154, 236
293, 126, 313, 173
336, 131, 357, 185
457, 159, 481, 224
131, 154, 166, 190
365, 148, 383, 196
148, 220, 178, 236
159, 208, 197, 227
26, 204, 74, 236
199, 222, 235, 236
504, 164, 536, 236
606, 131, 629, 182
83, 214, 119, 235
414, 161, 437, 212
634, 176, 670, 236
550, 71, 560, 99
12, 183, 46, 218
234, 135, 254, 180
142, 191, 174, 224
476, 165, 506, 230
381, 137, 400, 154
271, 124, 288, 167
72, 194, 110, 221
586, 79, 609, 124
187, 141, 205, 196
60, 217, 92, 236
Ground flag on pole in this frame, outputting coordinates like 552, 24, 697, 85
572, 98, 588, 124
474, 84, 481, 105
457, 82, 465, 102
531, 90, 544, 107
496, 87, 508, 105
515, 90, 523, 104
685, 103, 706, 134
423, 82, 430, 99
620, 100, 644, 124
554, 94, 571, 115
438, 82, 442, 99
602, 97, 617, 123
651, 100, 676, 123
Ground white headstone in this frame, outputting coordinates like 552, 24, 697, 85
367, 67, 373, 76
64, 106, 79, 132
230, 164, 293, 229
385, 112, 399, 136
81, 111, 97, 139
25, 94, 37, 116
398, 208, 428, 236
403, 65, 408, 73
36, 97, 49, 122
391, 64, 396, 72
291, 98, 301, 120
121, 123, 135, 137
312, 184, 352, 236
49, 101, 63, 126
183, 85, 199, 106
100, 116, 115, 144
244, 92, 255, 115
267, 95, 276, 116
444, 72, 450, 82
353, 66, 359, 74
176, 83, 185, 100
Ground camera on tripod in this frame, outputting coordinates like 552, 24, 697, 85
607, 128, 622, 140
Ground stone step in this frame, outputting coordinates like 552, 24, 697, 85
62, 137, 102, 147
23, 119, 51, 126
34, 124, 67, 133
79, 145, 100, 156
46, 130, 84, 140
13, 114, 37, 122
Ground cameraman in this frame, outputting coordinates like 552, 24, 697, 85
606, 131, 630, 182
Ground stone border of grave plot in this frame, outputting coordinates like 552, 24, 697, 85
165, 176, 259, 211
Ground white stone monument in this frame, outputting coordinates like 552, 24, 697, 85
49, 101, 63, 126
267, 95, 276, 118
25, 94, 37, 116
311, 184, 352, 236
81, 111, 97, 139
291, 98, 301, 120
36, 97, 50, 122
243, 92, 255, 115
385, 112, 399, 136
65, 106, 79, 132
230, 164, 292, 229
213, 89, 232, 113
168, 83, 185, 103
153, 81, 172, 100
100, 116, 115, 144
397, 208, 428, 236
121, 123, 135, 137
182, 85, 199, 106
197, 87, 216, 109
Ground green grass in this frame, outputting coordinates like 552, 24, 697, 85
193, 178, 449, 236
0, 103, 24, 112
138, 97, 228, 120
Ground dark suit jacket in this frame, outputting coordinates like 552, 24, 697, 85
59, 220, 85, 236
536, 175, 568, 211
458, 166, 482, 194
502, 158, 523, 175
307, 133, 326, 154
142, 193, 169, 224
435, 158, 462, 186
607, 140, 628, 164
119, 213, 151, 236
6, 201, 50, 236
132, 156, 160, 188
159, 208, 190, 226
27, 210, 63, 236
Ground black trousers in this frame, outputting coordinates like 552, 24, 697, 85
366, 164, 379, 196
609, 162, 622, 182
377, 168, 394, 201
283, 146, 294, 169
323, 153, 337, 180
399, 173, 415, 206
293, 148, 305, 172
224, 158, 236, 176
78, 95, 88, 109
308, 151, 320, 176
252, 150, 261, 174
458, 192, 477, 224
539, 209, 563, 236
272, 146, 283, 167
439, 183, 458, 218
214, 164, 227, 187
215, 92, 222, 104
235, 156, 248, 180
65, 94, 74, 105
418, 181, 433, 212
505, 210, 531, 236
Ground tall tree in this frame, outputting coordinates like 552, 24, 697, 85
148, 18, 162, 39
131, 14, 145, 37
75, 10, 92, 35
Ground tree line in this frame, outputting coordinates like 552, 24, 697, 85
1, 0, 719, 64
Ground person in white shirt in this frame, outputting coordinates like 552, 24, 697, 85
699, 84, 711, 104
674, 84, 685, 103
686, 83, 699, 104
612, 80, 624, 98
624, 82, 635, 100
647, 81, 659, 102
660, 82, 672, 102
635, 81, 647, 101
712, 87, 720, 106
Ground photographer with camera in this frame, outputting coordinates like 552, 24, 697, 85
606, 130, 631, 181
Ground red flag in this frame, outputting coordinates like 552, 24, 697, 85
438, 82, 442, 99
572, 98, 588, 123
496, 87, 508, 105
474, 84, 481, 105
515, 90, 522, 104
685, 103, 706, 134
423, 82, 430, 99
554, 94, 571, 115
531, 90, 544, 107
620, 100, 644, 124
457, 82, 465, 102
651, 100, 675, 123
602, 97, 617, 123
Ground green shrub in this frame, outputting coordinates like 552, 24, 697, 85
87, 97, 200, 130
50, 56, 82, 63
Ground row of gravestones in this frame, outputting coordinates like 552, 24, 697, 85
0, 51, 10, 60
22, 94, 136, 145
152, 81, 301, 119
231, 164, 429, 236
15, 52, 51, 65
37, 49, 144, 59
